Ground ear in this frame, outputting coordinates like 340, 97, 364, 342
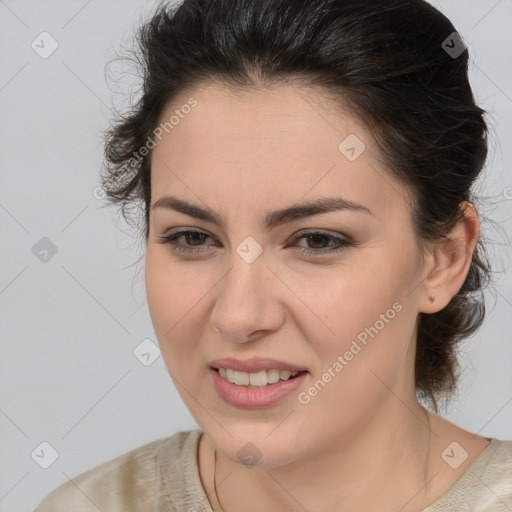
419, 201, 479, 313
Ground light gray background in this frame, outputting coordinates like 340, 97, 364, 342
0, 1, 511, 511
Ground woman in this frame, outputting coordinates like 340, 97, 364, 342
35, 0, 512, 510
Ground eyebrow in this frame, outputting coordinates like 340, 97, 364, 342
151, 196, 373, 230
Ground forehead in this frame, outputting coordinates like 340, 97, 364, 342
150, 81, 413, 221
155, 81, 370, 152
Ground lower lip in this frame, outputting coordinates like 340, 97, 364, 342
209, 367, 308, 409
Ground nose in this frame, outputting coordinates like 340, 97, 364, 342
210, 249, 284, 343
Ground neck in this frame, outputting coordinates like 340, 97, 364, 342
210, 400, 434, 512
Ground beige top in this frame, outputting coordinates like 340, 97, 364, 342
34, 429, 512, 512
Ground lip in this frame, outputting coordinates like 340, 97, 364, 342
209, 357, 308, 373
210, 367, 308, 409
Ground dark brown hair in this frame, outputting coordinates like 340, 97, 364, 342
101, 0, 492, 411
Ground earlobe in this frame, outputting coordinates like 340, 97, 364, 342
419, 201, 479, 313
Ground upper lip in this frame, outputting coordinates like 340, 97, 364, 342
209, 357, 308, 373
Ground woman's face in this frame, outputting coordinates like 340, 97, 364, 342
146, 81, 428, 466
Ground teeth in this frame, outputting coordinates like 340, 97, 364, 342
217, 368, 300, 387
249, 370, 267, 386
266, 369, 280, 384
234, 371, 249, 385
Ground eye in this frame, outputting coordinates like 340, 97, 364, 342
156, 229, 352, 256
287, 230, 352, 256
157, 229, 216, 254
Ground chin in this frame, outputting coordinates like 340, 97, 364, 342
208, 424, 307, 469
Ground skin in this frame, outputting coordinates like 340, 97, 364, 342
145, 81, 489, 512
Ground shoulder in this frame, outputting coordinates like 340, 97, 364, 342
478, 439, 512, 498
466, 438, 512, 510
33, 430, 200, 512
425, 437, 512, 511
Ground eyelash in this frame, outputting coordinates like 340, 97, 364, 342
156, 229, 352, 256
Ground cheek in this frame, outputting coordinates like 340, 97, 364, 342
298, 248, 419, 379
292, 268, 416, 436
145, 249, 175, 336
145, 248, 208, 370
146, 247, 202, 324
296, 264, 406, 342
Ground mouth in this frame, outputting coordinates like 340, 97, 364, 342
209, 366, 309, 408
212, 367, 308, 388
208, 357, 309, 408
